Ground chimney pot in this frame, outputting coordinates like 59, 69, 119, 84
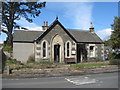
46, 21, 48, 26
89, 22, 94, 33
42, 21, 48, 31
43, 21, 45, 26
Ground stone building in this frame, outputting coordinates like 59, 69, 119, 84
13, 18, 104, 63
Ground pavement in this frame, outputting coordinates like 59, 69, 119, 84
2, 72, 119, 88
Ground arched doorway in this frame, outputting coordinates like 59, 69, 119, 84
54, 44, 60, 63
51, 35, 64, 63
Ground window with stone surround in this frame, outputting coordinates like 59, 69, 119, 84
67, 42, 70, 57
88, 44, 96, 57
43, 42, 46, 57
65, 41, 71, 58
41, 40, 48, 58
90, 46, 94, 57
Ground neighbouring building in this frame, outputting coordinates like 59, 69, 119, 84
13, 17, 104, 63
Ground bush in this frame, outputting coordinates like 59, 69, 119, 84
27, 55, 35, 63
6, 59, 17, 64
3, 45, 12, 53
109, 52, 120, 59
109, 59, 120, 65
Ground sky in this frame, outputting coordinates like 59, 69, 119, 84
0, 1, 118, 43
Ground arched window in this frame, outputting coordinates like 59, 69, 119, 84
41, 40, 48, 58
43, 42, 46, 57
65, 41, 71, 58
67, 42, 70, 57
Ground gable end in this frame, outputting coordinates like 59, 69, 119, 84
35, 19, 77, 43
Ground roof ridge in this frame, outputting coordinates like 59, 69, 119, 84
14, 30, 43, 32
67, 28, 89, 31
68, 30, 89, 32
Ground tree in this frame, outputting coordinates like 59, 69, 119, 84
2, 1, 46, 47
110, 16, 120, 51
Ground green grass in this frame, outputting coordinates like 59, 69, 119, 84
5, 60, 110, 70
71, 62, 109, 69
71, 64, 84, 69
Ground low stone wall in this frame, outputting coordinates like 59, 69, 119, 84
12, 67, 71, 74
2, 65, 119, 78
84, 65, 118, 74
9, 67, 72, 78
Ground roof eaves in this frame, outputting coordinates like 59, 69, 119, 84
77, 41, 103, 44
13, 41, 34, 43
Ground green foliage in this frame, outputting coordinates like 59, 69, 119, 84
104, 40, 112, 47
71, 64, 84, 69
3, 45, 12, 53
6, 59, 17, 64
110, 16, 120, 49
109, 52, 120, 59
109, 59, 120, 65
27, 55, 35, 63
2, 2, 46, 46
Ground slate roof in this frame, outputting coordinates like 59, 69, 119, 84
13, 30, 44, 42
67, 30, 103, 43
13, 19, 103, 43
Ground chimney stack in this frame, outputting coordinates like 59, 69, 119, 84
89, 22, 94, 33
42, 21, 48, 31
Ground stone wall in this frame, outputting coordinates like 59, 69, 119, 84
86, 43, 104, 61
35, 24, 76, 63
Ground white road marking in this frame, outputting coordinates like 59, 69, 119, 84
65, 76, 98, 85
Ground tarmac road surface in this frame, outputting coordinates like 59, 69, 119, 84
2, 72, 119, 88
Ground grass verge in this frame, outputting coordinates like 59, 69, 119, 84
71, 62, 109, 70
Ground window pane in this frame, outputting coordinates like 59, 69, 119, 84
67, 42, 69, 57
89, 46, 94, 57
67, 50, 69, 57
43, 42, 46, 48
90, 46, 94, 50
43, 42, 46, 57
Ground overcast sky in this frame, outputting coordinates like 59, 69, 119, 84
0, 1, 118, 43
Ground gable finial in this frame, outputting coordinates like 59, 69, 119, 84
56, 16, 58, 20
89, 22, 94, 33
90, 22, 93, 28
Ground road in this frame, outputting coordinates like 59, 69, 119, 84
2, 72, 118, 88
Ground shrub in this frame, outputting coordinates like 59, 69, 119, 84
3, 45, 12, 53
27, 55, 35, 63
6, 59, 17, 64
109, 59, 120, 65
109, 52, 120, 59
